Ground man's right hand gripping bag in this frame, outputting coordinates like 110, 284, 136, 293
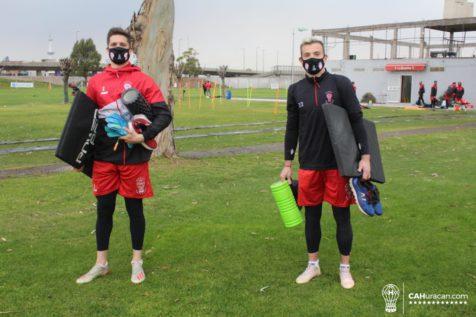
322, 103, 385, 183
55, 91, 98, 178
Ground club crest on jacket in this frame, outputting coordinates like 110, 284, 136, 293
326, 91, 334, 103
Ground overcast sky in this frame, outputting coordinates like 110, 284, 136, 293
1, 0, 475, 70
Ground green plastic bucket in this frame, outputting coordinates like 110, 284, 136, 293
270, 181, 303, 228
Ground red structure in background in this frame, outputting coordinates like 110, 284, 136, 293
385, 63, 427, 72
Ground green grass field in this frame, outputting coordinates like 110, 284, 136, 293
0, 79, 475, 316
1, 78, 475, 170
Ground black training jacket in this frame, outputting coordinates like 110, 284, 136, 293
284, 70, 369, 170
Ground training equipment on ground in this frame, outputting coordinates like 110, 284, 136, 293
349, 178, 376, 216
270, 181, 303, 228
55, 91, 98, 177
121, 88, 154, 120
322, 103, 385, 183
403, 105, 429, 111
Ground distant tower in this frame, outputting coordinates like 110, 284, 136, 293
47, 35, 55, 56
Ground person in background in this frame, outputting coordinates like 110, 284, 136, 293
205, 80, 212, 98
416, 81, 425, 106
430, 80, 438, 109
450, 82, 457, 101
455, 82, 465, 104
202, 80, 208, 96
445, 82, 457, 108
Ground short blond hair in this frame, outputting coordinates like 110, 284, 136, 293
300, 38, 326, 56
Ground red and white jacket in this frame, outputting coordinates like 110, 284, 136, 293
87, 63, 172, 165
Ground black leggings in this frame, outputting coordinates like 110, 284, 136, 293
304, 205, 353, 256
96, 191, 145, 251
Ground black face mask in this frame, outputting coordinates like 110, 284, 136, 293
108, 47, 130, 65
302, 58, 325, 76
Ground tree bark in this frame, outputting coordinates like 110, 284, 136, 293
63, 75, 69, 104
129, 0, 176, 158
218, 66, 228, 99
59, 58, 72, 104
221, 77, 226, 97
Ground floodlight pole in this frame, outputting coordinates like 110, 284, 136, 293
291, 27, 307, 84
262, 48, 265, 72
255, 46, 260, 72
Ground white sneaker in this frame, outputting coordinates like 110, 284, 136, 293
76, 263, 109, 284
296, 263, 321, 284
339, 265, 355, 289
131, 260, 145, 284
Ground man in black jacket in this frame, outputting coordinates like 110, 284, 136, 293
280, 38, 370, 289
417, 81, 426, 106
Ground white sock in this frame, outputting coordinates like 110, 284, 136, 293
340, 263, 350, 271
308, 260, 319, 267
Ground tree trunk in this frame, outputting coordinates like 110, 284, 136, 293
221, 77, 226, 98
63, 75, 69, 104
129, 0, 176, 158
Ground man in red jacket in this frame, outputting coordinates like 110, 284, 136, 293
430, 80, 438, 109
205, 80, 212, 98
76, 27, 172, 285
455, 82, 465, 104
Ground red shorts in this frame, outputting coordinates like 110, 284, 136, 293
92, 161, 153, 198
298, 169, 354, 207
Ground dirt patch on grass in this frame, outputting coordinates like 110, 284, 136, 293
1, 122, 475, 179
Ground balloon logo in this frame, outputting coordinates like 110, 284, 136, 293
382, 284, 400, 313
